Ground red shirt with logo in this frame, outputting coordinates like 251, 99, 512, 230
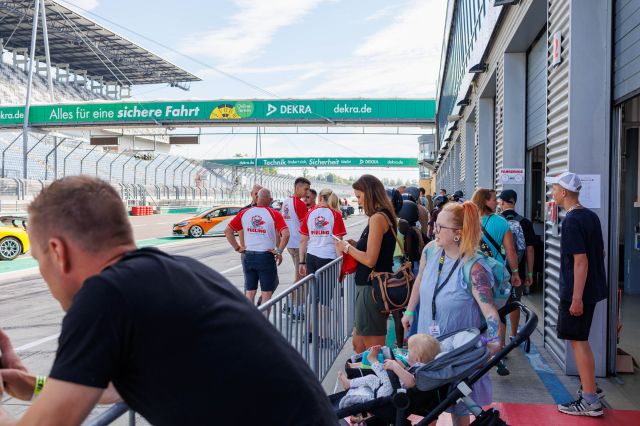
300, 206, 347, 260
281, 196, 308, 249
228, 206, 288, 252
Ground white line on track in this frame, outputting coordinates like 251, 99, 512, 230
346, 218, 367, 228
131, 221, 180, 228
220, 264, 242, 274
16, 333, 60, 352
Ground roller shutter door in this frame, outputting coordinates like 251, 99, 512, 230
460, 124, 466, 190
527, 33, 547, 149
544, 0, 571, 367
474, 106, 480, 190
495, 59, 505, 191
614, 0, 640, 102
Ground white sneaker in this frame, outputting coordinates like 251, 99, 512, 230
558, 397, 603, 417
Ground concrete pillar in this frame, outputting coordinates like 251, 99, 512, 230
477, 98, 495, 189
502, 52, 527, 215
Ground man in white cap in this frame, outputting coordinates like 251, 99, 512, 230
545, 172, 607, 417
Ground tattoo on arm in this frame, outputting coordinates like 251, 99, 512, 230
471, 263, 501, 340
485, 314, 499, 339
471, 265, 494, 305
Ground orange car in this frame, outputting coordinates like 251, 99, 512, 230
173, 205, 243, 238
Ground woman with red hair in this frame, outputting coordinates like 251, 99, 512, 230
402, 201, 500, 426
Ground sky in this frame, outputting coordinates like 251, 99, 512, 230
57, 0, 446, 181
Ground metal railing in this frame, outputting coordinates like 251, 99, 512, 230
258, 256, 355, 382
85, 257, 355, 425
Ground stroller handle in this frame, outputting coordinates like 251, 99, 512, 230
416, 301, 538, 426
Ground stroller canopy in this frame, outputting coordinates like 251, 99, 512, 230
414, 328, 488, 392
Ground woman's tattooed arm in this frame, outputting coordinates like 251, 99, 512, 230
470, 262, 500, 341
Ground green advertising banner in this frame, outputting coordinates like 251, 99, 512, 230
205, 157, 418, 168
0, 99, 435, 128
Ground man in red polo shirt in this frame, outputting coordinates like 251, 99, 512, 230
225, 188, 289, 304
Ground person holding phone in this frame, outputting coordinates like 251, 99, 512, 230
335, 175, 397, 353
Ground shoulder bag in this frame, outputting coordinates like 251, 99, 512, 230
369, 213, 415, 314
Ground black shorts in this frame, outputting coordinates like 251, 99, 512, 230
556, 299, 596, 341
307, 253, 334, 305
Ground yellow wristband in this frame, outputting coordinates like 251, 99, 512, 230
33, 375, 47, 397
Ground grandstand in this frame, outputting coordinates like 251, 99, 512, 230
0, 2, 354, 213
0, 1, 241, 211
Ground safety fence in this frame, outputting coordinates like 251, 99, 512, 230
258, 256, 355, 382
84, 257, 355, 425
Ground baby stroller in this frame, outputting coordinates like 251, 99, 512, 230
330, 302, 537, 425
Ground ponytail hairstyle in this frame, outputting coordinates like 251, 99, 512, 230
442, 201, 481, 259
319, 188, 340, 213
471, 188, 496, 216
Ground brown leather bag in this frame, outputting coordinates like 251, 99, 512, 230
369, 213, 415, 314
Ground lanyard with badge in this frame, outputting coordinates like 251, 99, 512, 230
429, 250, 460, 337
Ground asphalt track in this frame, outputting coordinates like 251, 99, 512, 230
0, 213, 369, 422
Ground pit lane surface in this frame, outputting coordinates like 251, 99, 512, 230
0, 213, 368, 423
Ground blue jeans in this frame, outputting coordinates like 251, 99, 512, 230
242, 251, 278, 292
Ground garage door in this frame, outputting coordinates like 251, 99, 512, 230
527, 33, 547, 150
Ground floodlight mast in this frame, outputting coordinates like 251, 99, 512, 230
22, 0, 55, 179
23, 0, 41, 179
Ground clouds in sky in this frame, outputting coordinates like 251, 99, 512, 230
179, 0, 327, 67
178, 0, 445, 98
298, 0, 446, 97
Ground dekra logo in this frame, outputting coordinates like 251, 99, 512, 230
266, 103, 311, 116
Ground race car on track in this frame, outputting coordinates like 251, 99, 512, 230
172, 206, 243, 238
0, 216, 30, 260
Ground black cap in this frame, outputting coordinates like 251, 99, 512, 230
454, 190, 464, 198
498, 189, 517, 204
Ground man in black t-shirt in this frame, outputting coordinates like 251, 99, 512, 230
498, 189, 536, 341
0, 176, 335, 426
546, 172, 607, 417
243, 183, 263, 210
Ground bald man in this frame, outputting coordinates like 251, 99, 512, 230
225, 188, 290, 304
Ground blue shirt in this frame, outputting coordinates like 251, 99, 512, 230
559, 208, 608, 303
481, 214, 509, 261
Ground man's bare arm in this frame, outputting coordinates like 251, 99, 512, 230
5, 378, 104, 426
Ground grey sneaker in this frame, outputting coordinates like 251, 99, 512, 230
558, 397, 603, 417
578, 385, 604, 400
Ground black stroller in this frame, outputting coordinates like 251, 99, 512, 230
330, 302, 537, 425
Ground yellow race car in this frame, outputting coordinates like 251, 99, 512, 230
0, 216, 30, 260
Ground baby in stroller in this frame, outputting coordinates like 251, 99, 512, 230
337, 334, 441, 409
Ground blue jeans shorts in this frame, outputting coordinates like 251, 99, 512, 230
242, 251, 278, 292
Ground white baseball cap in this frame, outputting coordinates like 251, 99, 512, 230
544, 172, 582, 192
